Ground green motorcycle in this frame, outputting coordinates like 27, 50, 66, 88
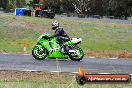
32, 33, 84, 61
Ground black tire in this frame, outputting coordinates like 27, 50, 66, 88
69, 46, 84, 61
32, 46, 47, 60
76, 76, 87, 85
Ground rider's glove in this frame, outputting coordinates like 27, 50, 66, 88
42, 36, 50, 40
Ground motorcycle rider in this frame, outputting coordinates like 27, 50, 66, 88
46, 21, 70, 53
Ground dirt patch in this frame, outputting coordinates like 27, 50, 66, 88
85, 50, 132, 59
112, 23, 132, 27
27, 22, 50, 31
8, 19, 53, 33
0, 70, 75, 82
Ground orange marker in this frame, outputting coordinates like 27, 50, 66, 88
24, 39, 26, 52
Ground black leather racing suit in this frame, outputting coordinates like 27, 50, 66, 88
49, 28, 70, 44
49, 28, 70, 52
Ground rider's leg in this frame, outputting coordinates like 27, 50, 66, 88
57, 36, 67, 53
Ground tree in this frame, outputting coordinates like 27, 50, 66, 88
0, 0, 9, 9
88, 0, 104, 16
104, 0, 132, 19
72, 0, 90, 14
0, 0, 26, 9
61, 0, 75, 13
16, 0, 26, 8
44, 0, 61, 13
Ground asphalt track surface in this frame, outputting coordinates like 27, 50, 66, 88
0, 54, 132, 74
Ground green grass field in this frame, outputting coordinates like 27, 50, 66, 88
0, 13, 132, 58
0, 71, 131, 88
0, 81, 131, 88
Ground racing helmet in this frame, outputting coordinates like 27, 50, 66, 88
51, 21, 59, 30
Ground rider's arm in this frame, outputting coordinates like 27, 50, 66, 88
48, 29, 61, 38
48, 34, 58, 38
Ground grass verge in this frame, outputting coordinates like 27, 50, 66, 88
0, 71, 131, 88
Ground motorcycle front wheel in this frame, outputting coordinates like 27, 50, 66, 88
32, 46, 47, 60
69, 46, 84, 61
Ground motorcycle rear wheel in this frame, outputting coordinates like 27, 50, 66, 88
32, 46, 47, 60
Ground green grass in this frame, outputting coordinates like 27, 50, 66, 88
0, 81, 132, 88
0, 71, 131, 88
0, 13, 132, 54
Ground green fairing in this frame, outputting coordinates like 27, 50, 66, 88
64, 41, 75, 46
36, 33, 68, 59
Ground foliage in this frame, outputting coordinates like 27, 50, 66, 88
71, 0, 132, 18
0, 0, 132, 18
0, 0, 26, 9
61, 0, 75, 12
42, 0, 61, 13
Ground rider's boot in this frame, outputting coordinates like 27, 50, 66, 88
61, 45, 67, 54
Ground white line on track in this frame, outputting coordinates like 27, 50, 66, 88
108, 58, 118, 59
71, 72, 78, 74
0, 53, 31, 55
0, 69, 132, 76
88, 56, 96, 58
50, 71, 62, 73
23, 54, 31, 55
1, 53, 9, 55
19, 70, 38, 72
